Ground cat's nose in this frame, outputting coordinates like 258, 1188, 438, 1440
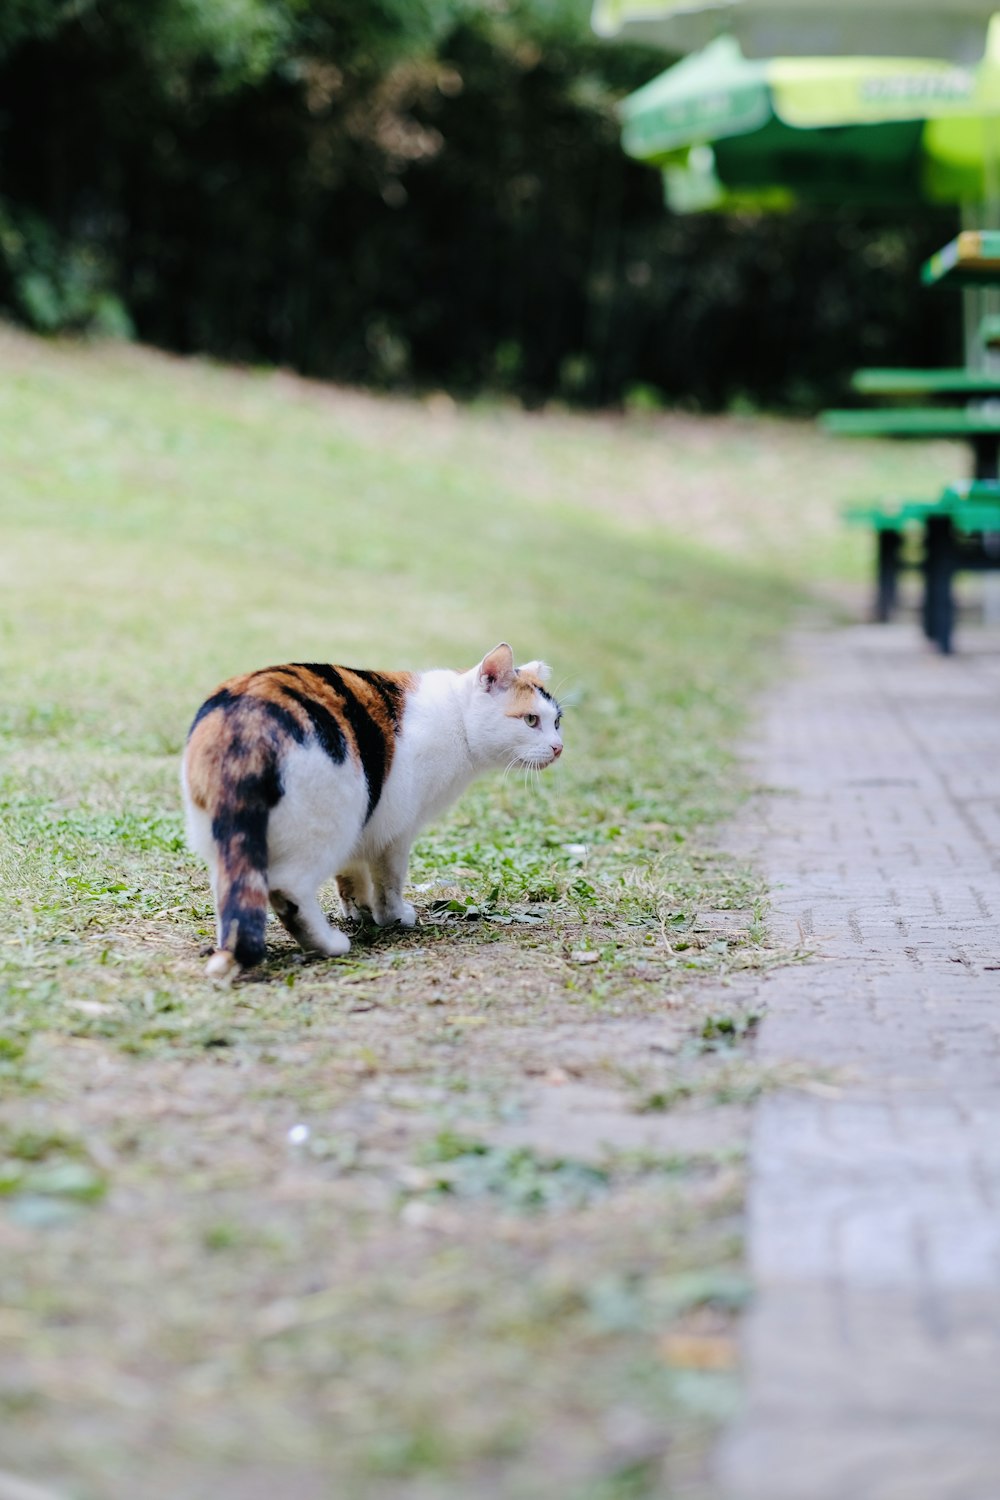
551, 743, 562, 759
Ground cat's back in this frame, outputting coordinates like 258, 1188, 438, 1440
183, 662, 418, 822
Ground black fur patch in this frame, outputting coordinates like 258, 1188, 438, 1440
189, 686, 307, 747
298, 664, 389, 821
281, 685, 348, 764
255, 697, 309, 745
188, 687, 234, 736
232, 760, 283, 810
352, 668, 406, 728
220, 882, 267, 968
210, 798, 270, 871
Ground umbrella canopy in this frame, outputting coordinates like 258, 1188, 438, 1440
593, 0, 1000, 65
619, 33, 1000, 209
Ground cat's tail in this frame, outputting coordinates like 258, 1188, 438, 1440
206, 800, 272, 978
184, 721, 280, 979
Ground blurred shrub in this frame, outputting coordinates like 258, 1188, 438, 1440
0, 201, 133, 338
0, 0, 958, 408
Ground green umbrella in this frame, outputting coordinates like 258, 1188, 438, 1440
593, 0, 1000, 65
619, 31, 1000, 210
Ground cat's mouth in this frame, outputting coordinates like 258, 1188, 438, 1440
521, 752, 560, 770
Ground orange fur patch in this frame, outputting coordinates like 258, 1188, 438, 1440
504, 672, 549, 716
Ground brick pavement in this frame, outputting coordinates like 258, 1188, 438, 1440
715, 624, 1000, 1500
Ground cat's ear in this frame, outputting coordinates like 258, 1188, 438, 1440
478, 642, 516, 692
519, 659, 551, 683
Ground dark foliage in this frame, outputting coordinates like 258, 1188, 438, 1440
0, 1, 959, 409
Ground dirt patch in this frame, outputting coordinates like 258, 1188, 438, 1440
0, 907, 771, 1500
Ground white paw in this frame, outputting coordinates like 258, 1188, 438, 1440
317, 929, 351, 958
373, 898, 417, 929
205, 949, 239, 981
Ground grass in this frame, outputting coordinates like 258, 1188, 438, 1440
0, 323, 965, 1499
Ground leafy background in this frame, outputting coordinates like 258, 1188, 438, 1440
0, 0, 957, 410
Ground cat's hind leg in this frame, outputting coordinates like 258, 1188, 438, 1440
336, 863, 375, 923
270, 889, 351, 959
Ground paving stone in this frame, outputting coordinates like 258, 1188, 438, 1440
715, 624, 1000, 1500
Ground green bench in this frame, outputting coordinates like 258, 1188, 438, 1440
947, 479, 1000, 524
979, 316, 1000, 354
927, 485, 1000, 652
826, 230, 1000, 652
821, 405, 1000, 440
843, 499, 940, 625
843, 484, 1000, 652
821, 406, 1000, 486
850, 369, 1000, 398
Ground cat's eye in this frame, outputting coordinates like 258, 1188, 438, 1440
523, 713, 539, 728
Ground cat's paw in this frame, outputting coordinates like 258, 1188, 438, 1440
373, 897, 417, 929
310, 928, 351, 958
205, 949, 239, 981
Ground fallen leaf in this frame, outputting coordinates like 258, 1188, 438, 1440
660, 1332, 738, 1371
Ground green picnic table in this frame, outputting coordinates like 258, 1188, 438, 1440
821, 406, 1000, 480
851, 369, 1000, 398
822, 229, 1000, 652
842, 486, 1000, 650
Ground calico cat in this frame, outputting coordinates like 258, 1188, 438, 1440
182, 643, 563, 978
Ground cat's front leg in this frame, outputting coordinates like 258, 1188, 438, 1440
336, 863, 375, 923
370, 842, 416, 928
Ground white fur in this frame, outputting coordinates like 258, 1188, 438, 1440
184, 645, 562, 970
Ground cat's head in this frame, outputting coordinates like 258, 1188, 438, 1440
465, 643, 563, 770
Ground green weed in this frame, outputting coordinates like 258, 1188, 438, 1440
414, 1132, 611, 1212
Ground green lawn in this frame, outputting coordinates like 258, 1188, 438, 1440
0, 325, 964, 1499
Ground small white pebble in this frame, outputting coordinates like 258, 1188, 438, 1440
396, 1165, 435, 1192
563, 843, 588, 858
65, 1000, 116, 1017
287, 1123, 310, 1145
400, 1200, 437, 1227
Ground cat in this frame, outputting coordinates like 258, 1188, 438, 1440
182, 642, 563, 978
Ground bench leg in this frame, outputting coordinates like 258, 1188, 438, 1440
875, 528, 902, 622
923, 515, 955, 654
